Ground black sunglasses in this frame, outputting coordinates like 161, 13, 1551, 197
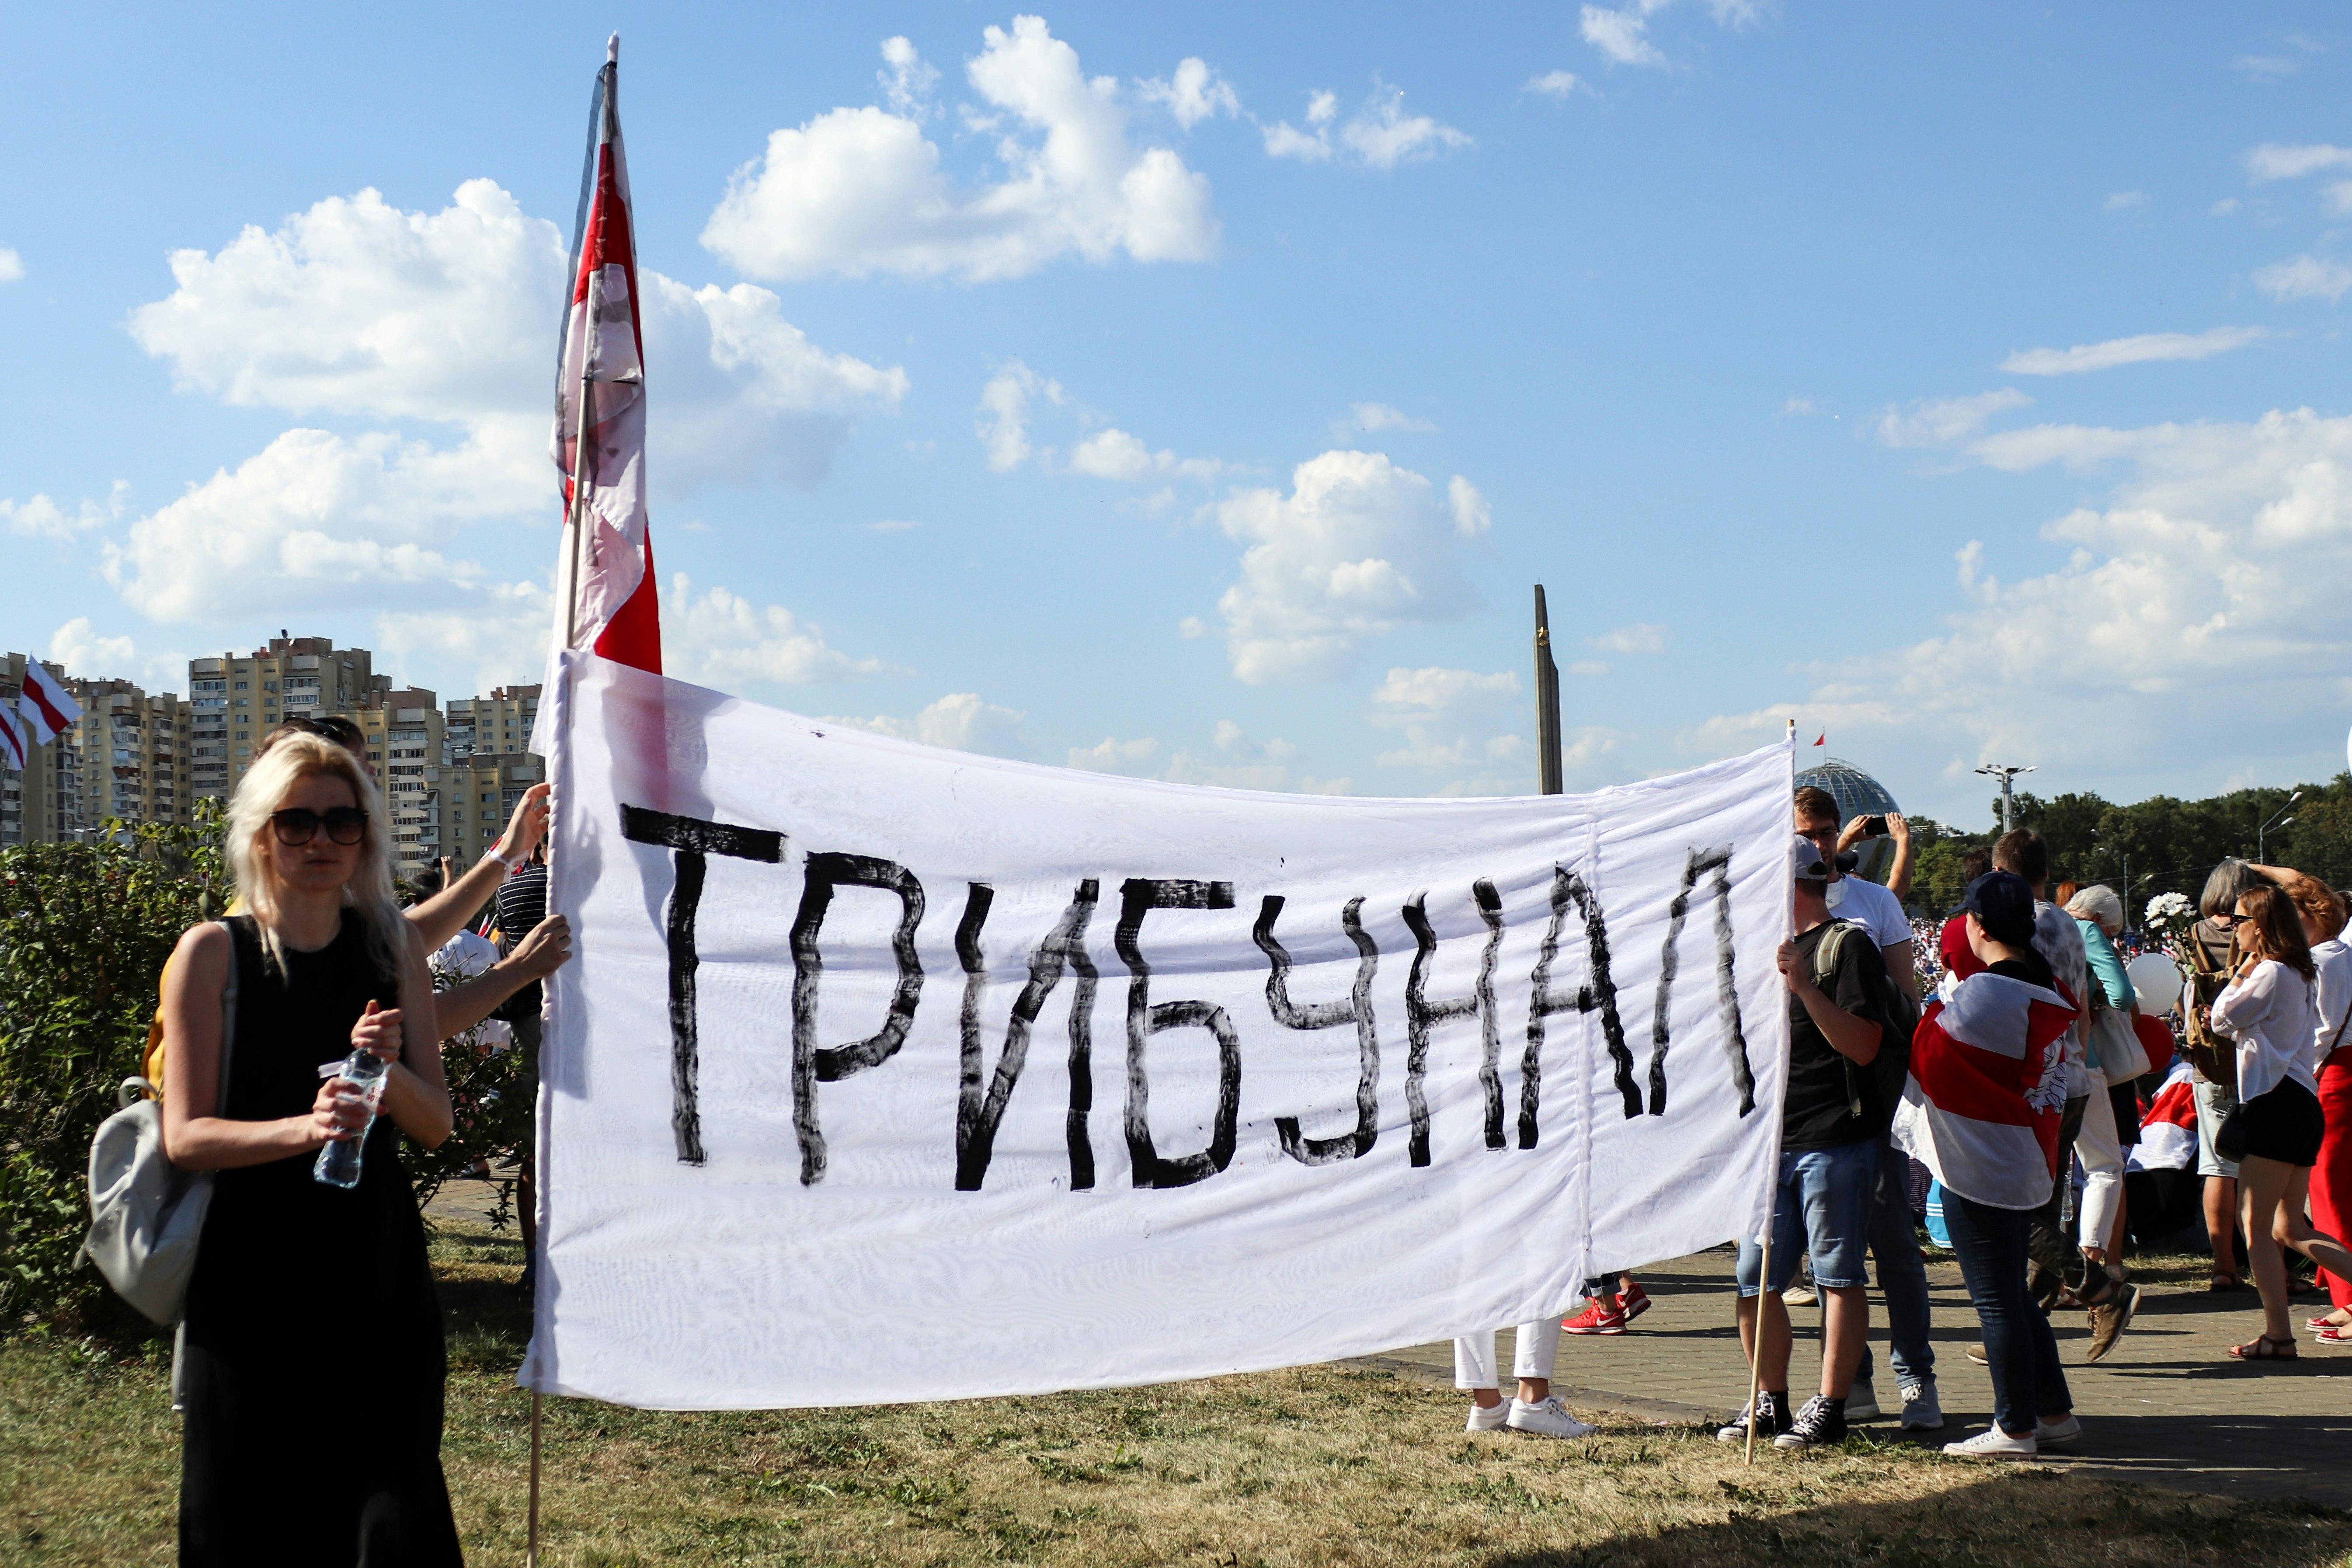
270, 806, 369, 846
275, 714, 365, 747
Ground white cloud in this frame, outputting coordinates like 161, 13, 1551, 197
1873, 388, 2032, 448
1208, 450, 1489, 684
1065, 428, 1221, 484
2236, 54, 2303, 81
661, 574, 898, 689
976, 360, 1062, 471
826, 692, 1033, 759
47, 618, 139, 680
1526, 70, 1584, 98
1782, 397, 1816, 415
127, 180, 905, 500
1999, 326, 2267, 376
1262, 84, 1469, 170
703, 18, 1219, 282
1368, 666, 1524, 783
2104, 190, 2149, 212
1566, 659, 1613, 677
2211, 198, 2241, 217
1343, 403, 1437, 435
1153, 721, 1349, 794
877, 36, 940, 117
1068, 734, 1159, 772
372, 581, 553, 699
0, 246, 22, 282
1590, 622, 1667, 654
1263, 92, 1338, 161
1341, 85, 1474, 169
2247, 142, 2352, 182
3, 482, 127, 541
1581, 2, 1669, 66
103, 427, 522, 622
863, 518, 921, 533
2255, 255, 2352, 303
1137, 57, 1239, 129
1702, 406, 2352, 788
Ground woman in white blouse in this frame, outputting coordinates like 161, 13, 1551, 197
2210, 883, 2352, 1362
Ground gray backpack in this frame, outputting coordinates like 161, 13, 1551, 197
1811, 918, 1917, 1127
82, 921, 238, 1325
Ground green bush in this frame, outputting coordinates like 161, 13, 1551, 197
0, 806, 225, 1335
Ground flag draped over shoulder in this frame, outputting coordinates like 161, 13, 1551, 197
1892, 970, 2076, 1210
548, 35, 659, 675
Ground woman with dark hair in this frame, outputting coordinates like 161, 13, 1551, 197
2210, 882, 2352, 1362
160, 732, 465, 1562
2186, 859, 2269, 1289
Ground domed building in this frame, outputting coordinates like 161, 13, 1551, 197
1794, 756, 1902, 883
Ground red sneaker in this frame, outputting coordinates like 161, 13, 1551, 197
1562, 1298, 1626, 1335
1618, 1280, 1652, 1323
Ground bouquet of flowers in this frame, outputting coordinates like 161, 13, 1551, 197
2143, 892, 2197, 955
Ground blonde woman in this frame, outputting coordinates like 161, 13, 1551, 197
161, 732, 462, 1565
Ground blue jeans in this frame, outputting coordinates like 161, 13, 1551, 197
1736, 1141, 1875, 1295
1943, 1189, 2073, 1436
1855, 1135, 1935, 1390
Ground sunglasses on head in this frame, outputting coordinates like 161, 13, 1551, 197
270, 806, 369, 846
275, 714, 365, 747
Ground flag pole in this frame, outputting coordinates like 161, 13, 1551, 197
527, 1388, 543, 1565
560, 265, 603, 652
1744, 714, 1798, 1465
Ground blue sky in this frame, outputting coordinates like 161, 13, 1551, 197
6, 2, 2352, 822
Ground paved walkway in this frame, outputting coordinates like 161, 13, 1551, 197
1359, 1248, 2352, 1507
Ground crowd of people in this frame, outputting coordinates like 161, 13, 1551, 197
1458, 786, 2352, 1460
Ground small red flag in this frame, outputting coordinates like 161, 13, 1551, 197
1813, 732, 1825, 747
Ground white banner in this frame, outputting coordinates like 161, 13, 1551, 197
526, 655, 1793, 1409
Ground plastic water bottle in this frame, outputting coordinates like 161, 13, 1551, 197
313, 1049, 390, 1189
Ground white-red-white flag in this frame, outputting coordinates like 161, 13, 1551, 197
548, 34, 660, 676
1892, 970, 2076, 1209
17, 661, 81, 744
0, 702, 31, 772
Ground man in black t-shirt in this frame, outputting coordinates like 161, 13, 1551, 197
1720, 834, 1888, 1453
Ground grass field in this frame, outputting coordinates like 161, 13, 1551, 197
7, 1219, 2351, 1567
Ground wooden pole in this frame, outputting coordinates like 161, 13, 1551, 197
527, 1387, 543, 1564
1534, 585, 1562, 796
1746, 715, 1798, 1465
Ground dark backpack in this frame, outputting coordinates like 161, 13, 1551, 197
1811, 919, 1917, 1130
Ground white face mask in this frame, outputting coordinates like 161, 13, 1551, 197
1824, 877, 1850, 910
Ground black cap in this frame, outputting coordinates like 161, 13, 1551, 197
1962, 870, 2037, 945
1791, 833, 1831, 882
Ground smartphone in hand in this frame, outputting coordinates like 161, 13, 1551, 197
1861, 814, 1889, 838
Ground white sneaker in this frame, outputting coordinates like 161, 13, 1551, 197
2034, 1414, 2083, 1446
1898, 1380, 1945, 1432
1507, 1395, 1595, 1439
1844, 1377, 1881, 1420
1465, 1398, 1510, 1432
1943, 1427, 2037, 1458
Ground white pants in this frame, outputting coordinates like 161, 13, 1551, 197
2077, 1071, 2125, 1256
1453, 1317, 1562, 1390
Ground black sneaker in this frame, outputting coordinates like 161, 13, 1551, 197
1773, 1394, 1848, 1450
1716, 1390, 1790, 1444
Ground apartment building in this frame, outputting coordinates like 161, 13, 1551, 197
444, 685, 540, 764
0, 653, 83, 844
67, 678, 191, 829
189, 635, 390, 804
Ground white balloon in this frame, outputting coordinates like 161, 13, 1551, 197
2127, 952, 2185, 1015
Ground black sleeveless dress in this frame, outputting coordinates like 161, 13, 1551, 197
180, 913, 462, 1566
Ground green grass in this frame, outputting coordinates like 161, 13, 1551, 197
4, 1221, 2349, 1567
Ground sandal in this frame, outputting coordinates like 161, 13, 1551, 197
2209, 1275, 2249, 1293
2228, 1334, 2298, 1361
2306, 1311, 2351, 1330
2315, 1326, 2352, 1346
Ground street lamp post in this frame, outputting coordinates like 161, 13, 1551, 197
1975, 763, 2035, 833
2258, 790, 2302, 862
